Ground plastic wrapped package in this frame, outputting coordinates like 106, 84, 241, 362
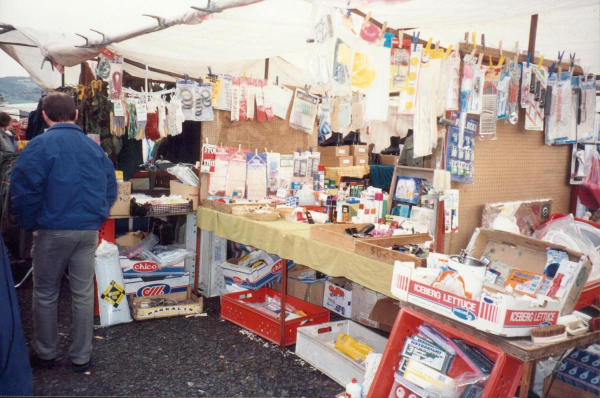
533, 214, 600, 282
425, 372, 489, 398
167, 165, 199, 186
119, 234, 159, 259
481, 198, 552, 236
95, 240, 133, 327
139, 245, 196, 268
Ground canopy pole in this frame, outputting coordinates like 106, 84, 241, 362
264, 58, 269, 80
145, 64, 149, 102
527, 15, 538, 58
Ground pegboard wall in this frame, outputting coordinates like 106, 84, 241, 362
444, 108, 572, 254
199, 108, 318, 199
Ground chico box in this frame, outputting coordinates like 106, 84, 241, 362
391, 228, 589, 337
125, 273, 190, 297
120, 256, 185, 278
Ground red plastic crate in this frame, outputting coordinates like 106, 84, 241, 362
368, 307, 523, 398
221, 287, 330, 346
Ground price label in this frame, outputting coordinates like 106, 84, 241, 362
135, 103, 147, 122
113, 100, 124, 117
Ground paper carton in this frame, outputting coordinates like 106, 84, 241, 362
220, 253, 294, 290
129, 288, 203, 320
323, 280, 353, 317
115, 231, 148, 247
125, 273, 189, 297
353, 155, 369, 166
351, 283, 400, 331
320, 156, 353, 167
391, 228, 590, 337
350, 145, 368, 156
170, 180, 199, 210
272, 270, 345, 307
318, 146, 350, 157
120, 257, 185, 278
109, 182, 131, 216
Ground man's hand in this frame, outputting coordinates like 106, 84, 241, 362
32, 231, 38, 237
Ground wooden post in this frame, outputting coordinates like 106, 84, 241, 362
527, 15, 538, 58
264, 58, 269, 80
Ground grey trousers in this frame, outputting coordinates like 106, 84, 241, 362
32, 230, 98, 364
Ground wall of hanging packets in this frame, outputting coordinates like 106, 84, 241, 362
303, 7, 598, 185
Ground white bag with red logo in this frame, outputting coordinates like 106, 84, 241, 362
95, 240, 133, 327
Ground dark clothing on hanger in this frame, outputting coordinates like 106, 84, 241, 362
25, 99, 47, 140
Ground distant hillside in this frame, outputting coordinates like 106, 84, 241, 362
0, 76, 43, 104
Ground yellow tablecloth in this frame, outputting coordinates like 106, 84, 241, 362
324, 165, 370, 184
196, 206, 394, 297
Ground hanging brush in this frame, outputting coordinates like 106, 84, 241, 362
531, 324, 567, 345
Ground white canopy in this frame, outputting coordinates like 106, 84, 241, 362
1, 0, 598, 88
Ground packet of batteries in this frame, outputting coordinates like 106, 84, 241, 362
401, 335, 454, 373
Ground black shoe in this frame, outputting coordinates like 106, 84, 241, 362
319, 132, 344, 147
30, 353, 56, 369
343, 131, 366, 145
380, 136, 401, 155
71, 361, 90, 373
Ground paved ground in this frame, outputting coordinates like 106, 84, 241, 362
12, 263, 344, 398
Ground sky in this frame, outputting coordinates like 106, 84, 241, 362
0, 52, 28, 77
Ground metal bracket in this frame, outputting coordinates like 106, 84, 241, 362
191, 0, 222, 13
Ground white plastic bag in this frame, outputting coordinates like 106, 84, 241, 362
95, 240, 133, 327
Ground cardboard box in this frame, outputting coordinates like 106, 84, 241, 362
220, 253, 294, 290
129, 288, 203, 320
350, 283, 401, 331
320, 156, 353, 167
380, 155, 399, 165
125, 273, 189, 297
353, 155, 369, 166
318, 146, 350, 158
323, 279, 353, 317
555, 348, 600, 395
391, 228, 590, 337
115, 231, 148, 247
109, 182, 132, 216
350, 145, 368, 156
120, 257, 185, 278
170, 180, 199, 210
273, 270, 345, 307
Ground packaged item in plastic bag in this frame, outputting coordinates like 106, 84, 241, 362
119, 234, 159, 259
481, 198, 552, 236
533, 214, 600, 282
95, 240, 133, 327
139, 245, 196, 268
167, 165, 199, 187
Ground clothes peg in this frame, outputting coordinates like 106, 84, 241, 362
445, 44, 453, 60
464, 32, 469, 43
184, 73, 189, 83
526, 53, 531, 67
498, 56, 505, 68
398, 29, 404, 43
498, 40, 502, 57
472, 32, 477, 50
424, 37, 433, 54
380, 21, 388, 43
569, 53, 576, 70
469, 48, 477, 64
548, 63, 556, 79
238, 144, 241, 151
513, 41, 519, 64
434, 40, 440, 57
276, 76, 279, 85
243, 71, 246, 79
264, 147, 268, 154
304, 85, 311, 93
537, 55, 544, 70
255, 149, 257, 155
205, 137, 209, 144
361, 11, 372, 32
488, 55, 493, 67
412, 31, 420, 51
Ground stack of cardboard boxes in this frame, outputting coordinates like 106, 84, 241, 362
318, 145, 369, 167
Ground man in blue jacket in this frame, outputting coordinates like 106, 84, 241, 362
11, 92, 117, 373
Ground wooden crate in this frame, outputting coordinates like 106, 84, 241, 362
354, 233, 432, 266
201, 200, 276, 214
309, 223, 376, 252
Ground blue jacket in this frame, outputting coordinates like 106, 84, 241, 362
11, 123, 117, 231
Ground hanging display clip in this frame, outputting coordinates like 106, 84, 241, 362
412, 31, 420, 51
526, 53, 531, 67
569, 52, 576, 75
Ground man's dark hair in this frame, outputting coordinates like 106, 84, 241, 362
42, 92, 77, 122
0, 112, 11, 128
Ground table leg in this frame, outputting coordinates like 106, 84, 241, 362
518, 360, 535, 398
194, 227, 202, 297
279, 259, 288, 350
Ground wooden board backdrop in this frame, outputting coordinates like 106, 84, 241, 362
444, 108, 572, 254
199, 108, 318, 199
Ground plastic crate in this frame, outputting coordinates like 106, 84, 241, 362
221, 287, 330, 346
296, 320, 388, 387
368, 307, 523, 398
